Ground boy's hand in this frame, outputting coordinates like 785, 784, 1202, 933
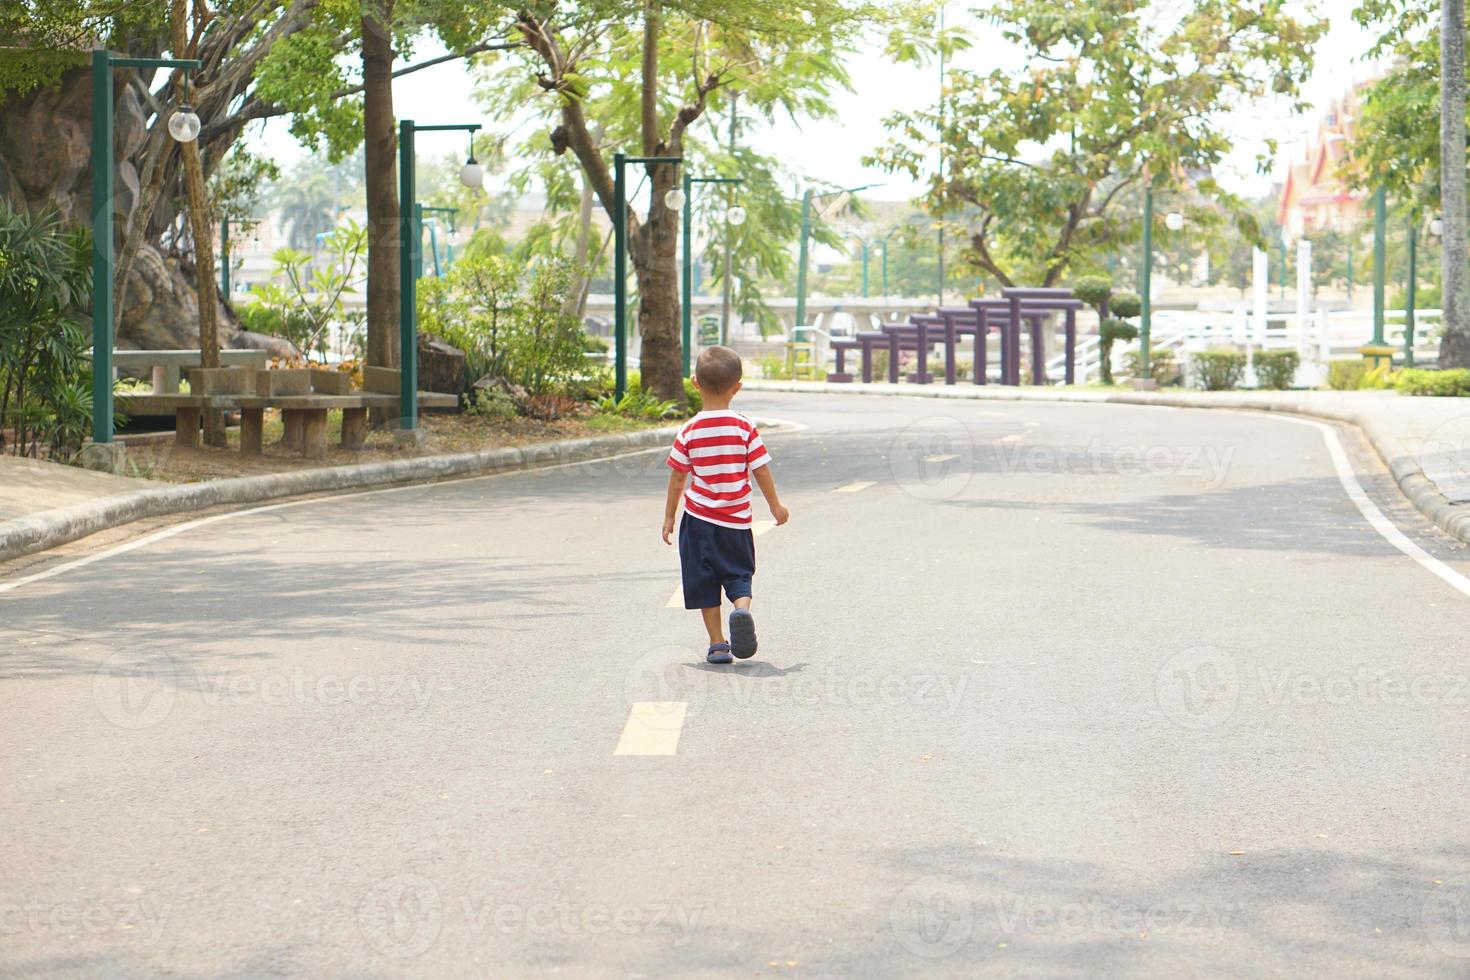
770, 502, 790, 526
662, 515, 676, 545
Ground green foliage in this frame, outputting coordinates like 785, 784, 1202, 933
595, 388, 684, 420
467, 386, 518, 419
1095, 316, 1137, 387
1193, 350, 1248, 391
1327, 359, 1369, 391
424, 253, 595, 401
1109, 292, 1142, 321
869, 0, 1324, 286
246, 220, 368, 361
1071, 275, 1112, 315
1254, 349, 1300, 390
1123, 347, 1179, 387
1394, 368, 1470, 397
0, 202, 93, 457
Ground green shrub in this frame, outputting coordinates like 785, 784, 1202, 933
595, 388, 683, 420
0, 202, 94, 459
1071, 275, 1112, 314
1394, 368, 1470, 397
1123, 346, 1179, 386
467, 387, 518, 419
1254, 349, 1300, 390
683, 377, 702, 415
1098, 317, 1138, 385
1109, 291, 1142, 320
1193, 349, 1247, 391
1328, 360, 1368, 390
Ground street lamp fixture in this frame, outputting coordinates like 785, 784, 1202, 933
726, 205, 747, 226
663, 188, 687, 211
168, 105, 201, 143
91, 50, 202, 444
1431, 216, 1444, 237
795, 182, 883, 330
1164, 211, 1185, 232
459, 130, 484, 190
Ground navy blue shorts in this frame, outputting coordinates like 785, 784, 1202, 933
678, 514, 756, 609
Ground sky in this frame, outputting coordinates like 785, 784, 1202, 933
247, 1, 1384, 205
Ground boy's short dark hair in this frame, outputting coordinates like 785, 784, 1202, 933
695, 346, 743, 393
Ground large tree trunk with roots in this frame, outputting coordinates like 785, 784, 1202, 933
0, 62, 291, 361
1440, 0, 1470, 368
362, 3, 401, 374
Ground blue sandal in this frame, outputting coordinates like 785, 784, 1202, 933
729, 609, 758, 660
706, 642, 733, 665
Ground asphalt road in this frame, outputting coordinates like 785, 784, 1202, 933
6, 392, 1470, 978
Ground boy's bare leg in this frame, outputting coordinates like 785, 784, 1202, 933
700, 606, 725, 644
733, 597, 751, 610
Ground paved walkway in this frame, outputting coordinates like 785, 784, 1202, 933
6, 391, 1470, 976
0, 455, 153, 523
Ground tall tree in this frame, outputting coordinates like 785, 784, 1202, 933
502, 0, 873, 400
869, 0, 1325, 288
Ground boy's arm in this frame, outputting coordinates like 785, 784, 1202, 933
752, 465, 789, 525
662, 469, 686, 544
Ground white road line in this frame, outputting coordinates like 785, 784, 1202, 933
999, 434, 1025, 444
666, 586, 684, 609
833, 481, 875, 494
1271, 414, 1470, 600
924, 454, 959, 464
751, 520, 776, 536
614, 702, 688, 755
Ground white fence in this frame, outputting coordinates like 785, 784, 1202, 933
1054, 308, 1442, 387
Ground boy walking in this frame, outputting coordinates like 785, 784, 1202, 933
662, 346, 789, 664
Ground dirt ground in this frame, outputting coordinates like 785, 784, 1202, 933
119, 410, 665, 483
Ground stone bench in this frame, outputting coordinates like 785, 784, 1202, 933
112, 349, 270, 404
116, 389, 457, 460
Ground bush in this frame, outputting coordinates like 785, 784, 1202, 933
1193, 349, 1247, 391
1394, 368, 1470, 397
1098, 317, 1138, 385
1109, 291, 1142, 320
1254, 349, 1300, 390
683, 378, 702, 415
0, 203, 94, 458
1122, 346, 1179, 386
1327, 360, 1368, 390
1071, 275, 1112, 314
467, 387, 517, 419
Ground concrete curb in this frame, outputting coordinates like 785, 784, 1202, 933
0, 425, 681, 564
745, 380, 1470, 548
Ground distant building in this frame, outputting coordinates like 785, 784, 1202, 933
1276, 82, 1374, 242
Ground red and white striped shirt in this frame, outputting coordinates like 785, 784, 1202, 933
666, 410, 770, 528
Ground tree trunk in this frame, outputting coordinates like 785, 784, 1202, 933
632, 165, 683, 401
174, 0, 226, 446
1441, 0, 1470, 367
362, 3, 400, 372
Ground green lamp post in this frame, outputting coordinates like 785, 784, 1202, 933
611, 151, 683, 400
91, 50, 201, 444
419, 206, 458, 277
844, 233, 872, 298
398, 121, 481, 428
677, 174, 744, 376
